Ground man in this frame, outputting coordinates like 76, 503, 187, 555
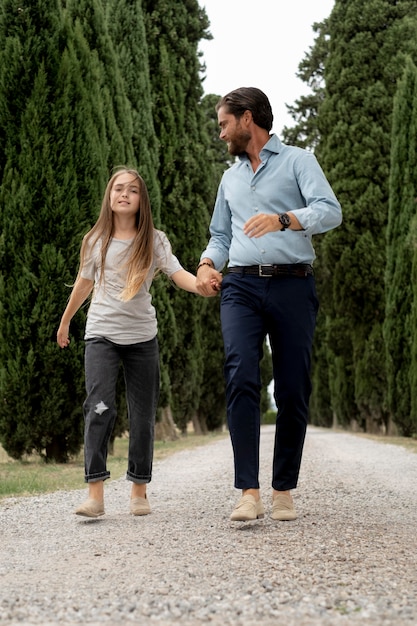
196, 87, 342, 522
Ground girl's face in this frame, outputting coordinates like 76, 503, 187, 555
110, 172, 140, 217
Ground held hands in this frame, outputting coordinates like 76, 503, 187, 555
196, 264, 223, 297
57, 322, 70, 349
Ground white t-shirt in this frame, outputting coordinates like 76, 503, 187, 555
80, 229, 183, 345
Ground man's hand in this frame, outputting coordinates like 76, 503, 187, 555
244, 212, 301, 237
196, 262, 222, 297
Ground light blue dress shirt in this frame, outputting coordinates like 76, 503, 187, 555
201, 134, 342, 270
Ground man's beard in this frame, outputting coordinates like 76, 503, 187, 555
227, 129, 251, 156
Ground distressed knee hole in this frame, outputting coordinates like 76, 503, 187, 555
94, 401, 109, 415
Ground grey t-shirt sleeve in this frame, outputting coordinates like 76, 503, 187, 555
153, 230, 183, 276
79, 240, 96, 281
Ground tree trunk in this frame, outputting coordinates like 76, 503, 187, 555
155, 405, 179, 441
192, 412, 208, 436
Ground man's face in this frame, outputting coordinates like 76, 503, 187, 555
217, 106, 251, 156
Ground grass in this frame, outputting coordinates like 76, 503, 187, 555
0, 431, 228, 501
349, 431, 417, 454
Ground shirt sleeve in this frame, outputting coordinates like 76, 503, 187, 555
79, 239, 96, 281
200, 181, 232, 271
289, 151, 342, 234
154, 230, 183, 276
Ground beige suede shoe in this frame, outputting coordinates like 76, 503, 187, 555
271, 494, 297, 521
130, 496, 151, 516
230, 495, 265, 521
75, 498, 105, 518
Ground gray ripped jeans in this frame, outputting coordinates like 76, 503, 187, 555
83, 337, 160, 484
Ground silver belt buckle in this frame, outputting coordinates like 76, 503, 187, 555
259, 264, 273, 277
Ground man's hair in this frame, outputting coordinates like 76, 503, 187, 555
216, 87, 273, 131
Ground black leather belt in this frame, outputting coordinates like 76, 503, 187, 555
228, 264, 313, 277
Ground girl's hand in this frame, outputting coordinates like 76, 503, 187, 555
57, 322, 70, 348
196, 265, 222, 297
210, 277, 221, 292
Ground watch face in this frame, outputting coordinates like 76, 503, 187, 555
279, 213, 291, 228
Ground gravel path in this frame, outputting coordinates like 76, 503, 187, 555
1, 425, 416, 626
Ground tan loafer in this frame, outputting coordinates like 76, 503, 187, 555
130, 496, 151, 516
75, 498, 105, 518
230, 495, 265, 521
271, 494, 297, 521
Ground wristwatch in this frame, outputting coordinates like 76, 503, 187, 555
278, 213, 291, 231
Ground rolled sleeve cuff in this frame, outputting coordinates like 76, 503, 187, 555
200, 247, 228, 272
293, 204, 342, 235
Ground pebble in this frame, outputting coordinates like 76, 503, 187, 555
0, 425, 416, 625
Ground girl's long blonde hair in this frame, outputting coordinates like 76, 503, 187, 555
79, 167, 155, 300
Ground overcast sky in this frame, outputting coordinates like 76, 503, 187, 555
199, 0, 335, 134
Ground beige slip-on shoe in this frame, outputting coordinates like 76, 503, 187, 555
230, 494, 265, 521
271, 493, 297, 521
130, 496, 151, 516
75, 498, 105, 518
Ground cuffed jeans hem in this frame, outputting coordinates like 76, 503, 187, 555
126, 472, 151, 484
84, 471, 110, 483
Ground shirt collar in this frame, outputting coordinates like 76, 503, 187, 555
260, 133, 283, 156
239, 133, 283, 163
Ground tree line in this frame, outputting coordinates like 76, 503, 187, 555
1, 0, 417, 462
284, 0, 417, 437
0, 0, 233, 461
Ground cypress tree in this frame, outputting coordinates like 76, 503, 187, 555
312, 0, 417, 432
106, 0, 160, 211
105, 0, 176, 437
410, 216, 417, 436
65, 0, 135, 169
282, 20, 329, 151
0, 1, 109, 460
387, 58, 417, 436
143, 0, 214, 433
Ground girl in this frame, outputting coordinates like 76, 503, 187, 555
57, 168, 198, 518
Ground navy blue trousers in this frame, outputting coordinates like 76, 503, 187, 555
220, 272, 318, 491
